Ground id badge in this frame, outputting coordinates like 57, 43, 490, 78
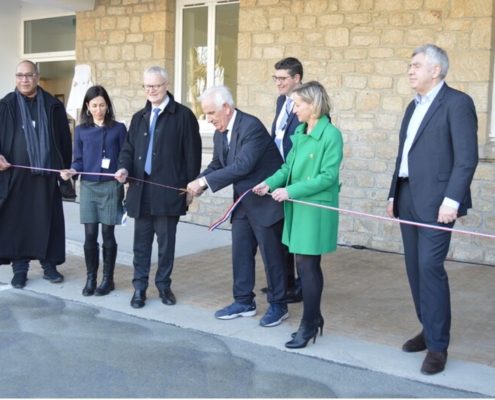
101, 157, 111, 169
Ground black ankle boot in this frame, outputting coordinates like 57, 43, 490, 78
95, 245, 117, 296
285, 318, 322, 349
83, 245, 99, 296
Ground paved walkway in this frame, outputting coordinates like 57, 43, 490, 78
1, 201, 495, 396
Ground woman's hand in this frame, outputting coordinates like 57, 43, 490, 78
271, 188, 289, 202
252, 182, 269, 196
60, 168, 76, 181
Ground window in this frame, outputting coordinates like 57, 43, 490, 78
23, 15, 76, 58
175, 0, 239, 121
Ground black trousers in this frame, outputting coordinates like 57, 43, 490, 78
231, 203, 287, 305
132, 181, 179, 291
398, 180, 452, 352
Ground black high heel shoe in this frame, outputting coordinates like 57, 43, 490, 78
291, 316, 324, 338
285, 319, 321, 349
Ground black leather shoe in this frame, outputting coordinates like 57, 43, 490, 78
421, 350, 447, 375
402, 331, 427, 352
130, 290, 146, 308
159, 288, 176, 305
11, 272, 27, 289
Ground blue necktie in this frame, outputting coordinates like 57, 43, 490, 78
144, 108, 160, 175
278, 97, 293, 131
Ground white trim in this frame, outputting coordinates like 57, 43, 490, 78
21, 13, 76, 61
491, 54, 495, 141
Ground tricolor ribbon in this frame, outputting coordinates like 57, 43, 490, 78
208, 190, 252, 231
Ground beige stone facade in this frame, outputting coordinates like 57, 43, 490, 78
76, 0, 495, 264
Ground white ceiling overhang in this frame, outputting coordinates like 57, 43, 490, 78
21, 0, 95, 12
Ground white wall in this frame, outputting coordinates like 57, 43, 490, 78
0, 1, 21, 97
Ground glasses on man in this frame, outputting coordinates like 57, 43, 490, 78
142, 82, 167, 91
16, 73, 38, 80
272, 75, 291, 83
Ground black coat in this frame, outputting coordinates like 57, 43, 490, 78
119, 93, 202, 218
0, 88, 72, 264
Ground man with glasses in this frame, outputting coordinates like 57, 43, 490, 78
267, 57, 304, 304
116, 66, 202, 309
0, 60, 72, 288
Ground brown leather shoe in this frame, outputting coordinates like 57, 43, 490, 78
421, 350, 448, 375
402, 331, 427, 352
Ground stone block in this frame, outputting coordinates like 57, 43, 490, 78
417, 10, 443, 25
109, 30, 126, 44
135, 44, 153, 60
141, 13, 166, 32
252, 33, 274, 44
344, 75, 367, 89
318, 14, 344, 27
324, 27, 350, 47
356, 91, 380, 111
382, 96, 404, 112
239, 8, 268, 31
303, 0, 329, 14
381, 29, 405, 45
268, 17, 284, 31
470, 17, 492, 49
101, 16, 117, 30
77, 18, 96, 40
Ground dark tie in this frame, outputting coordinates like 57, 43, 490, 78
144, 108, 160, 175
222, 130, 229, 163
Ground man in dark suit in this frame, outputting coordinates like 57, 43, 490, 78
269, 57, 304, 303
187, 85, 288, 327
116, 66, 202, 309
387, 44, 478, 375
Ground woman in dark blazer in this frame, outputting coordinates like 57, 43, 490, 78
61, 85, 126, 297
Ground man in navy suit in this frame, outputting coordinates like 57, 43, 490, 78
187, 85, 289, 327
387, 44, 478, 375
269, 57, 303, 303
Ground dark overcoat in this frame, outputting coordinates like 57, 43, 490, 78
118, 93, 202, 218
0, 88, 72, 264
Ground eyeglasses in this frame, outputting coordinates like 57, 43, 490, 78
272, 75, 291, 83
142, 82, 167, 91
16, 73, 38, 80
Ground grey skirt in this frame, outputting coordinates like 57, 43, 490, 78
79, 180, 124, 225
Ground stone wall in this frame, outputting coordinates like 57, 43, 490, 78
236, 0, 495, 265
75, 0, 495, 264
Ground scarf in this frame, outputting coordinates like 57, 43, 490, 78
15, 88, 51, 175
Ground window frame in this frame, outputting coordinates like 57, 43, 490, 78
21, 13, 76, 62
174, 0, 239, 133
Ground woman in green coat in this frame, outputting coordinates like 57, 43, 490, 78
253, 81, 343, 349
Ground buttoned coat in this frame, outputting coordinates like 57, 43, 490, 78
265, 115, 343, 255
118, 92, 202, 218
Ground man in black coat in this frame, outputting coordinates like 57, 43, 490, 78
0, 60, 72, 288
188, 85, 288, 328
387, 44, 478, 375
116, 66, 202, 309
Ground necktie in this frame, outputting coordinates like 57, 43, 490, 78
278, 97, 293, 131
222, 130, 229, 163
144, 108, 160, 175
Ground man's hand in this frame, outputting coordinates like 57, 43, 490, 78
186, 192, 194, 206
386, 200, 395, 218
252, 181, 269, 196
437, 204, 457, 224
0, 155, 11, 171
60, 168, 76, 181
271, 188, 289, 202
114, 168, 128, 183
187, 179, 205, 197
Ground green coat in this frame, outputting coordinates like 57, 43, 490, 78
265, 115, 343, 255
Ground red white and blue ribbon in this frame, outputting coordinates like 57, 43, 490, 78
208, 189, 252, 231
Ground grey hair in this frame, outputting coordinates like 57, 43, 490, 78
199, 85, 235, 110
17, 59, 39, 74
292, 81, 331, 118
412, 44, 449, 79
144, 65, 169, 81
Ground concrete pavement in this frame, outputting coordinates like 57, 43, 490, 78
1, 200, 495, 396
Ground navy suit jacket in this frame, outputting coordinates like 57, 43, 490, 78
202, 109, 284, 227
271, 95, 301, 159
388, 83, 478, 221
